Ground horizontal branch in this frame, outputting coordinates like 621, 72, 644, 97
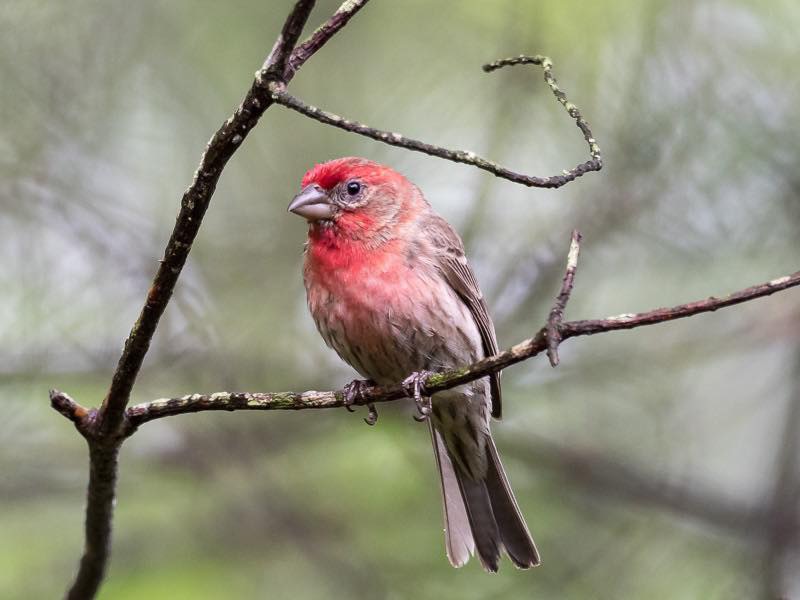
125, 268, 800, 430
561, 271, 800, 334
265, 54, 602, 189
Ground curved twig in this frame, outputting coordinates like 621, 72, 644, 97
265, 54, 602, 189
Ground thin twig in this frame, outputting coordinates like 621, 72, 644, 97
125, 262, 800, 428
284, 0, 372, 80
546, 229, 582, 367
49, 389, 90, 427
561, 271, 800, 334
266, 54, 602, 189
262, 0, 318, 79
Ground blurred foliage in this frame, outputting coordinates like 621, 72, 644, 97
1, 0, 799, 598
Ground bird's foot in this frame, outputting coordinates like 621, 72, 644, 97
402, 370, 433, 422
343, 378, 379, 426
364, 403, 379, 426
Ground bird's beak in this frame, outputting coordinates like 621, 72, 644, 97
288, 185, 334, 222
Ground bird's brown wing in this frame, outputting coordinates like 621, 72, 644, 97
424, 213, 503, 419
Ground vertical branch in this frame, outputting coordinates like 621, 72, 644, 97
263, 0, 317, 77
53, 2, 383, 598
98, 0, 318, 438
66, 444, 119, 600
98, 0, 377, 438
546, 230, 582, 367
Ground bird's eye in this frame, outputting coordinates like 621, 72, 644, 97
346, 181, 361, 196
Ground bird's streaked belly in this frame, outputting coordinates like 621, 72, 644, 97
306, 258, 483, 385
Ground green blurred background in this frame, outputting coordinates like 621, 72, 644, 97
2, 0, 799, 598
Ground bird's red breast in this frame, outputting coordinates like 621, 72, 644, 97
301, 157, 421, 290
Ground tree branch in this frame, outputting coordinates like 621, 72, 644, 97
65, 444, 120, 600
52, 2, 380, 598
50, 389, 90, 427
266, 54, 602, 188
284, 0, 372, 80
262, 0, 318, 79
96, 1, 376, 441
124, 239, 800, 428
546, 229, 582, 367
98, 0, 315, 440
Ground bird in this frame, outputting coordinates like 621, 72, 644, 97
288, 156, 540, 571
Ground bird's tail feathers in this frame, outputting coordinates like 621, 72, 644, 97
484, 436, 540, 569
430, 425, 540, 571
430, 424, 474, 567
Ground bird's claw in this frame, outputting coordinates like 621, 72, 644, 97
364, 403, 378, 426
343, 378, 378, 425
343, 378, 372, 409
403, 370, 433, 422
412, 410, 430, 423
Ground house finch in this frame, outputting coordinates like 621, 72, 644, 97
288, 157, 540, 571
